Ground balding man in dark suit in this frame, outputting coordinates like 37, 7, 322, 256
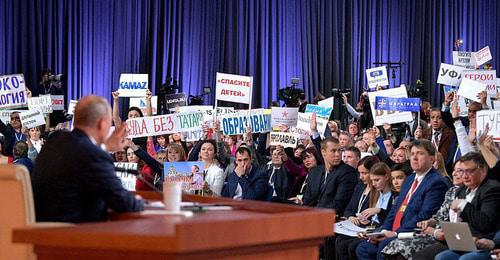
32, 95, 144, 223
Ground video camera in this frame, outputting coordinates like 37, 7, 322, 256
278, 78, 305, 107
48, 74, 64, 83
331, 88, 352, 98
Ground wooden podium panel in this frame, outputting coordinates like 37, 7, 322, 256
13, 193, 335, 259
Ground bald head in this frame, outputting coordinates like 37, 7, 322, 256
74, 96, 111, 128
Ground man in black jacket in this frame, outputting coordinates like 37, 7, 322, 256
302, 137, 358, 216
32, 95, 144, 223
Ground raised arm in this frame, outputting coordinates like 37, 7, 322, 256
112, 91, 122, 126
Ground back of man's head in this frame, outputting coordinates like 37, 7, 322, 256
73, 96, 111, 128
14, 141, 28, 158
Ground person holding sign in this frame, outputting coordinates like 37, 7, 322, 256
31, 95, 144, 223
0, 111, 27, 157
112, 90, 152, 151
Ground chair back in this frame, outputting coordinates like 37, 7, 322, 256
0, 164, 35, 260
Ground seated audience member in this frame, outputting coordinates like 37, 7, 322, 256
434, 152, 451, 182
266, 146, 292, 202
0, 139, 13, 164
32, 95, 144, 223
477, 126, 500, 182
222, 147, 269, 201
337, 162, 398, 259
0, 111, 27, 157
166, 143, 186, 162
355, 139, 450, 260
390, 163, 411, 193
288, 147, 323, 201
28, 126, 45, 153
354, 140, 368, 153
413, 152, 500, 259
326, 156, 379, 259
381, 161, 465, 259
196, 140, 225, 196
339, 131, 354, 151
348, 122, 360, 140
391, 147, 408, 164
343, 146, 361, 169
416, 108, 457, 172
13, 141, 34, 176
302, 137, 358, 215
113, 148, 127, 162
398, 139, 412, 150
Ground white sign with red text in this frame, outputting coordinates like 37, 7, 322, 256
126, 111, 203, 138
461, 70, 496, 98
215, 72, 252, 104
51, 95, 65, 110
474, 46, 492, 66
28, 95, 53, 113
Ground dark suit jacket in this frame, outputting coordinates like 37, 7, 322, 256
456, 179, 500, 239
343, 182, 370, 218
302, 162, 358, 215
381, 168, 450, 232
32, 129, 144, 223
265, 165, 289, 202
422, 126, 457, 171
222, 166, 269, 201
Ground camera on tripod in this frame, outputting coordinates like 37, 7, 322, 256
278, 78, 305, 107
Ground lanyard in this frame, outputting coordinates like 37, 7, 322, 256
357, 192, 368, 214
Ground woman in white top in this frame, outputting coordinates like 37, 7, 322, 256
28, 126, 44, 153
199, 140, 225, 196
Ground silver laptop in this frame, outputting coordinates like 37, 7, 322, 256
441, 222, 477, 252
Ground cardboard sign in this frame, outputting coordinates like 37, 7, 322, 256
185, 129, 204, 142
476, 110, 500, 142
474, 46, 492, 66
215, 72, 252, 104
462, 70, 497, 98
318, 97, 334, 108
165, 93, 187, 110
220, 109, 271, 135
28, 95, 53, 113
271, 107, 299, 127
375, 97, 421, 112
126, 111, 204, 138
129, 96, 158, 115
289, 127, 311, 140
51, 95, 65, 110
437, 63, 464, 87
453, 51, 477, 69
0, 74, 28, 109
114, 162, 138, 191
365, 66, 389, 89
295, 112, 312, 138
457, 78, 486, 102
305, 104, 332, 135
20, 110, 46, 129
68, 100, 78, 115
118, 74, 148, 97
164, 161, 205, 192
269, 132, 299, 148
368, 86, 413, 126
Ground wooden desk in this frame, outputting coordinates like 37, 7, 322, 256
13, 193, 334, 259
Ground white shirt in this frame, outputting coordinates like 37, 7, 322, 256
233, 183, 243, 200
204, 164, 225, 196
30, 139, 43, 153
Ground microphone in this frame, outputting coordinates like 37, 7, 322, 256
114, 166, 162, 193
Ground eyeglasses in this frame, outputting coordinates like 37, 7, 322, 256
456, 167, 480, 176
11, 117, 20, 120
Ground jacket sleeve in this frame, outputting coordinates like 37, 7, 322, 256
187, 139, 203, 161
135, 148, 163, 175
84, 152, 144, 212
246, 169, 270, 201
414, 178, 449, 225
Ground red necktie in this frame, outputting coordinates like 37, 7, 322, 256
392, 178, 419, 231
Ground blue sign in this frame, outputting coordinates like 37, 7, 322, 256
369, 70, 383, 78
375, 97, 421, 112
304, 104, 333, 118
443, 86, 456, 94
221, 110, 272, 135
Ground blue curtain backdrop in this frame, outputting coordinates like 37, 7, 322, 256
1, 0, 499, 116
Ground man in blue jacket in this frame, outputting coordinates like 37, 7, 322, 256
222, 146, 269, 201
356, 139, 450, 260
